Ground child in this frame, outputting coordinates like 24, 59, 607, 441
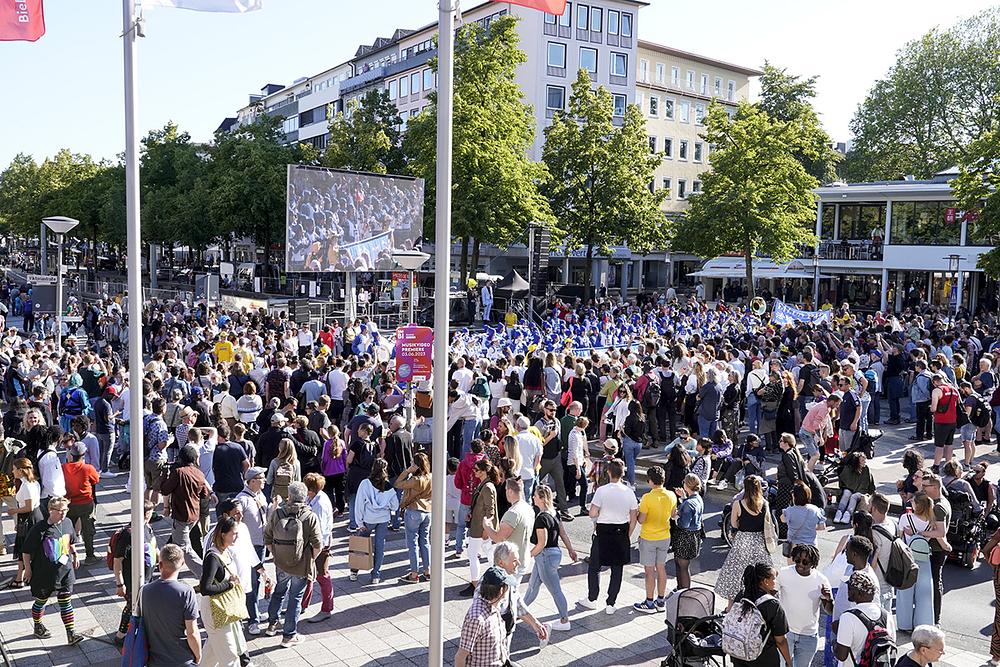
444, 457, 460, 549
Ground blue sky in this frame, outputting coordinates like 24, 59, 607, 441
0, 0, 995, 166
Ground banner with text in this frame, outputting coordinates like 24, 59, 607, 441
395, 325, 433, 383
770, 299, 832, 327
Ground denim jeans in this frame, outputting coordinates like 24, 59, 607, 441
886, 376, 904, 421
868, 391, 882, 425
622, 436, 642, 485
454, 503, 470, 556
697, 417, 718, 439
247, 544, 264, 624
347, 492, 358, 531
369, 522, 389, 579
522, 478, 536, 503
404, 509, 430, 574
522, 547, 569, 619
460, 418, 481, 460
746, 396, 761, 436
390, 488, 404, 530
896, 557, 934, 630
782, 631, 819, 667
267, 570, 309, 639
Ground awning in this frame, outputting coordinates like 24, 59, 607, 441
688, 257, 815, 280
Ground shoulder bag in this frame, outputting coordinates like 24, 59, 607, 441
763, 502, 779, 553
209, 553, 249, 627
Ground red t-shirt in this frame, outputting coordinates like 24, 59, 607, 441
61, 461, 100, 505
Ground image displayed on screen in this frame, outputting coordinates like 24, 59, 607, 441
286, 165, 425, 272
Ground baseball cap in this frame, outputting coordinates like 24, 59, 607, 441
69, 441, 88, 458
244, 466, 267, 481
104, 385, 119, 397
481, 566, 516, 588
271, 412, 288, 425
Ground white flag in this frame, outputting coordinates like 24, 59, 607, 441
142, 0, 261, 12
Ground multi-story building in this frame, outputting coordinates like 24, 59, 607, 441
636, 41, 760, 214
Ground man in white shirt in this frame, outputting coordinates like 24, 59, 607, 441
832, 536, 884, 635
297, 325, 313, 357
452, 357, 475, 394
835, 571, 895, 667
745, 359, 768, 436
513, 416, 542, 499
777, 544, 832, 666
325, 359, 350, 424
578, 459, 638, 615
868, 493, 898, 612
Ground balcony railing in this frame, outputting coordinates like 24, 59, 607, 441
799, 240, 883, 261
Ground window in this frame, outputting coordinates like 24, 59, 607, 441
662, 178, 672, 198
671, 66, 680, 86
821, 206, 835, 240
649, 95, 658, 116
388, 79, 398, 101
700, 74, 708, 95
411, 72, 421, 93
545, 11, 556, 24
548, 42, 567, 68
400, 75, 409, 97
612, 94, 626, 117
639, 58, 649, 82
590, 6, 601, 32
685, 70, 695, 89
714, 77, 722, 97
611, 52, 628, 77
649, 136, 657, 154
664, 98, 675, 120
423, 69, 433, 91
655, 63, 665, 84
580, 47, 597, 74
889, 201, 961, 245
679, 140, 688, 160
663, 138, 673, 158
607, 9, 619, 34
576, 3, 588, 29
679, 101, 690, 123
727, 80, 736, 101
410, 109, 419, 118
282, 115, 298, 134
678, 179, 687, 199
693, 181, 702, 194
621, 12, 632, 37
695, 103, 706, 125
694, 142, 703, 162
546, 85, 566, 110
559, 2, 572, 26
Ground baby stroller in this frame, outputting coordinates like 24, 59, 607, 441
661, 587, 726, 667
945, 485, 984, 569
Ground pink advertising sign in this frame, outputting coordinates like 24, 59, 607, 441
395, 325, 433, 382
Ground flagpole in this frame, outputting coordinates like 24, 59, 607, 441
429, 0, 455, 663
122, 0, 147, 600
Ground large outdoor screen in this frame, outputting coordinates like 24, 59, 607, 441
285, 165, 424, 272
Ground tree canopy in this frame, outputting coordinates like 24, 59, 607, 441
323, 89, 405, 175
952, 128, 1000, 277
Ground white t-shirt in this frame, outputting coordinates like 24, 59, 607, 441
836, 601, 894, 667
591, 482, 639, 524
38, 449, 66, 498
777, 565, 830, 636
453, 367, 474, 393
16, 479, 40, 511
326, 369, 349, 401
516, 432, 542, 480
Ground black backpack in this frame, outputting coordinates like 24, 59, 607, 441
642, 377, 661, 410
505, 373, 523, 401
660, 371, 677, 404
970, 394, 992, 428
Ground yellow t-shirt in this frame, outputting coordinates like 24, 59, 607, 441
638, 487, 677, 541
214, 341, 234, 364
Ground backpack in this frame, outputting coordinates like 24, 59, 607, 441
106, 527, 127, 570
872, 524, 918, 590
472, 377, 491, 402
413, 421, 432, 448
505, 373, 523, 401
660, 372, 677, 405
270, 506, 306, 571
970, 394, 992, 428
846, 608, 896, 667
272, 462, 294, 501
721, 594, 774, 662
347, 377, 365, 403
642, 376, 661, 410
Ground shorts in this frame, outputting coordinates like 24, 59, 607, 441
31, 569, 74, 600
933, 423, 956, 449
638, 537, 671, 567
961, 423, 978, 442
143, 458, 166, 490
798, 429, 818, 457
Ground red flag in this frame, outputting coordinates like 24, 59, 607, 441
0, 0, 46, 42
498, 0, 567, 14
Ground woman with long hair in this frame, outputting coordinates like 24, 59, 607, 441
684, 360, 706, 433
730, 563, 792, 667
715, 476, 775, 605
721, 370, 742, 443
199, 516, 248, 667
776, 371, 798, 438
663, 443, 692, 489
834, 452, 876, 524
7, 458, 41, 588
522, 356, 545, 420
460, 459, 502, 596
598, 365, 622, 442
352, 458, 398, 584
759, 371, 785, 450
396, 452, 433, 584
319, 425, 347, 515
775, 432, 806, 512
896, 492, 942, 631
523, 484, 577, 632
266, 438, 300, 502
621, 399, 646, 486
672, 473, 704, 589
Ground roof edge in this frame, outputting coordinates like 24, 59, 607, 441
638, 39, 763, 76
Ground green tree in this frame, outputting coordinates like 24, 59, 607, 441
845, 9, 1000, 182
758, 62, 841, 184
404, 14, 552, 282
0, 153, 43, 237
542, 70, 666, 300
952, 129, 1000, 276
209, 114, 317, 266
669, 102, 817, 299
323, 89, 405, 174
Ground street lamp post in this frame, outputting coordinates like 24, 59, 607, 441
42, 216, 79, 347
392, 250, 430, 431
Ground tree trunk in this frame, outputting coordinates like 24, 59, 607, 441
584, 243, 595, 303
459, 235, 469, 286
471, 237, 481, 281
744, 244, 755, 301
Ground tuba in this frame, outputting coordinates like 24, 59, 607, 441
750, 296, 767, 316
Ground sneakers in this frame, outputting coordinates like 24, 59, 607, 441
654, 596, 666, 610
370, 577, 381, 585
265, 621, 280, 637
550, 619, 572, 632
280, 635, 302, 648
66, 631, 84, 646
577, 597, 599, 610
632, 600, 658, 614
716, 480, 729, 491
834, 510, 844, 524
605, 604, 616, 615
558, 511, 575, 523
349, 572, 358, 582
306, 612, 331, 624
33, 623, 51, 639
459, 583, 476, 597
83, 555, 102, 566
247, 623, 261, 635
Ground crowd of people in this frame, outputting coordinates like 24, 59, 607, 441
1, 282, 999, 666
